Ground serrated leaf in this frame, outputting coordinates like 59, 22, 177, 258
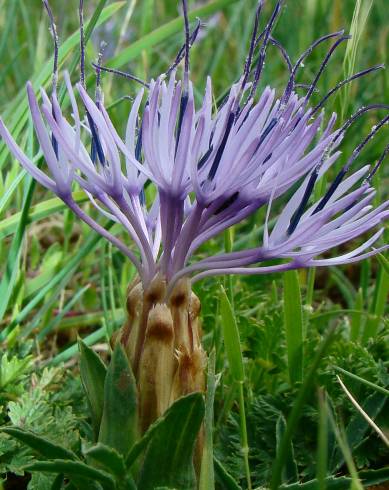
84, 443, 125, 477
280, 466, 389, 489
276, 415, 298, 484
98, 343, 138, 456
137, 392, 205, 490
331, 391, 387, 471
214, 457, 241, 490
0, 354, 32, 388
280, 475, 353, 489
24, 459, 115, 490
79, 340, 107, 439
1, 427, 77, 461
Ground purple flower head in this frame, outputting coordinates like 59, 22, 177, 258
0, 0, 388, 292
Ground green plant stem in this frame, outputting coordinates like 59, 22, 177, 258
270, 325, 337, 490
316, 390, 328, 490
333, 366, 389, 396
238, 381, 252, 490
306, 268, 316, 306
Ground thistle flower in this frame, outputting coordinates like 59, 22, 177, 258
0, 0, 388, 434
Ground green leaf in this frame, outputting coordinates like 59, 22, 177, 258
0, 354, 32, 388
79, 340, 107, 440
276, 415, 298, 484
349, 288, 363, 342
137, 393, 205, 490
214, 457, 241, 490
376, 252, 389, 275
280, 475, 353, 489
1, 427, 77, 460
283, 270, 304, 385
359, 466, 389, 487
24, 459, 115, 490
219, 285, 244, 383
52, 327, 108, 366
84, 443, 137, 489
0, 171, 35, 321
362, 265, 389, 341
270, 326, 337, 490
84, 443, 125, 478
331, 391, 387, 471
98, 343, 138, 456
50, 474, 65, 490
280, 467, 389, 489
0, 169, 26, 216
332, 365, 389, 397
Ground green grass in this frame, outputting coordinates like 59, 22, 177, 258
0, 0, 388, 489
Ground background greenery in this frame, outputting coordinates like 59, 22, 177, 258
0, 0, 388, 489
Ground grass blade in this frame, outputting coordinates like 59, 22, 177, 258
199, 350, 216, 490
0, 191, 88, 239
270, 325, 337, 490
337, 376, 389, 446
0, 2, 125, 169
219, 285, 251, 490
283, 270, 304, 385
109, 0, 238, 69
332, 365, 389, 396
362, 265, 389, 342
349, 288, 363, 342
0, 223, 113, 341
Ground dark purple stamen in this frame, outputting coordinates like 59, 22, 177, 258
175, 92, 189, 155
197, 144, 214, 170
304, 35, 351, 106
287, 169, 318, 234
135, 117, 143, 162
79, 0, 85, 88
240, 0, 263, 98
313, 168, 347, 214
262, 153, 272, 164
174, 0, 192, 154
215, 191, 240, 214
207, 111, 235, 180
249, 1, 283, 100
255, 117, 277, 152
95, 41, 107, 97
42, 0, 59, 157
312, 64, 385, 115
366, 142, 389, 182
336, 104, 389, 142
269, 37, 292, 73
43, 0, 59, 95
182, 0, 190, 90
282, 30, 344, 104
86, 111, 106, 165
254, 28, 292, 75
91, 63, 150, 89
166, 19, 201, 77
314, 111, 389, 214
